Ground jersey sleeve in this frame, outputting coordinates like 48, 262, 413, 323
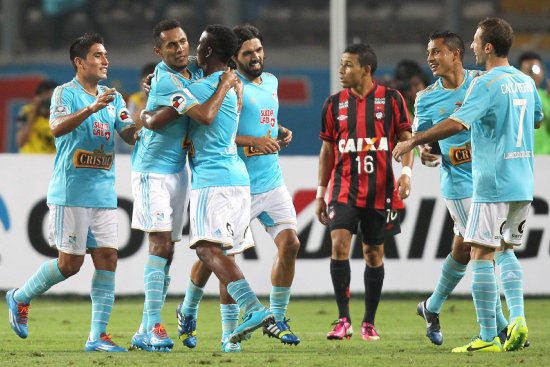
450, 77, 489, 129
412, 93, 432, 133
320, 96, 336, 142
113, 91, 135, 134
49, 85, 74, 123
171, 82, 203, 115
534, 84, 544, 123
392, 89, 412, 135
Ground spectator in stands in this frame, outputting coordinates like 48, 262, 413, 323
16, 80, 58, 153
127, 62, 157, 127
519, 51, 550, 155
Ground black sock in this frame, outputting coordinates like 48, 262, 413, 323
363, 264, 384, 325
330, 259, 351, 322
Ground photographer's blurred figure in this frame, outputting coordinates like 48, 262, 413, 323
16, 80, 58, 153
518, 51, 550, 155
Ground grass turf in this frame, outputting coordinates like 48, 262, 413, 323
1, 296, 549, 366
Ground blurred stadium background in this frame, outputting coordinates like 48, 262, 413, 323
0, 0, 549, 297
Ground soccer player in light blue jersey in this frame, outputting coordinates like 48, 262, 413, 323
130, 19, 239, 352
176, 24, 300, 352
143, 24, 275, 347
394, 18, 543, 353
6, 33, 136, 352
413, 30, 516, 347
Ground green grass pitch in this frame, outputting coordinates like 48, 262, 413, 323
1, 296, 549, 366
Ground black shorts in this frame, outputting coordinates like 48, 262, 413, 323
327, 202, 402, 245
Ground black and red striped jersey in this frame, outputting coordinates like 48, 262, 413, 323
320, 82, 411, 209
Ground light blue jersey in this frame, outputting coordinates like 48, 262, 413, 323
131, 60, 203, 174
174, 71, 249, 189
450, 66, 543, 202
47, 78, 135, 208
414, 70, 484, 199
236, 71, 284, 195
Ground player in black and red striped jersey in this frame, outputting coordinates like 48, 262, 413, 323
316, 43, 414, 341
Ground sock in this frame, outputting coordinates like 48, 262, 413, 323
426, 253, 467, 313
144, 255, 167, 331
270, 286, 291, 322
471, 260, 498, 342
220, 303, 240, 340
330, 259, 351, 322
90, 270, 115, 340
495, 282, 508, 334
181, 279, 204, 318
162, 265, 171, 305
226, 279, 262, 314
495, 250, 524, 322
14, 259, 66, 304
363, 264, 384, 325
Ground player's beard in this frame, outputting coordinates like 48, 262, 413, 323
239, 59, 263, 79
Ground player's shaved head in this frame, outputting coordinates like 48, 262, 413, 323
69, 33, 104, 71
153, 19, 182, 48
204, 24, 238, 65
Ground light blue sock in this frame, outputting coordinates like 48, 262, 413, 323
226, 279, 262, 314
495, 250, 524, 322
14, 259, 66, 304
426, 254, 467, 313
144, 255, 167, 331
471, 260, 498, 342
495, 282, 508, 333
90, 270, 115, 340
163, 265, 171, 305
220, 303, 240, 340
270, 286, 291, 322
181, 280, 204, 317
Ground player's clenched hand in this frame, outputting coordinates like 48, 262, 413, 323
277, 125, 293, 147
252, 136, 280, 154
142, 73, 153, 96
396, 174, 411, 200
220, 67, 238, 88
392, 140, 414, 162
88, 88, 115, 113
315, 198, 329, 225
420, 145, 440, 167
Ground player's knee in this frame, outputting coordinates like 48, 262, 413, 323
332, 242, 350, 259
57, 259, 83, 277
148, 236, 174, 259
363, 245, 383, 266
280, 236, 300, 258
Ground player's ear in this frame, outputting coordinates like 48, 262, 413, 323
153, 47, 162, 57
74, 57, 83, 70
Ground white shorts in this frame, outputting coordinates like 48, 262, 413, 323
444, 197, 472, 237
227, 185, 297, 255
464, 201, 531, 248
189, 186, 253, 250
131, 168, 190, 242
48, 204, 118, 255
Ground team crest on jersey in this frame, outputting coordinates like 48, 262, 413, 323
93, 121, 111, 141
73, 144, 113, 170
68, 234, 77, 244
375, 106, 385, 121
119, 109, 130, 120
51, 104, 68, 118
272, 91, 278, 102
171, 93, 187, 112
107, 105, 115, 117
156, 211, 165, 221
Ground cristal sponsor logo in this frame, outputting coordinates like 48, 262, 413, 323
449, 142, 472, 166
73, 144, 113, 170
93, 121, 111, 141
338, 137, 388, 153
339, 101, 348, 109
260, 109, 276, 127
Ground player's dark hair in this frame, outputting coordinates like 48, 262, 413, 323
69, 32, 104, 71
35, 80, 58, 96
344, 43, 377, 75
204, 24, 238, 65
477, 17, 513, 58
152, 19, 182, 48
141, 62, 157, 77
429, 30, 465, 62
232, 24, 263, 55
518, 51, 542, 67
